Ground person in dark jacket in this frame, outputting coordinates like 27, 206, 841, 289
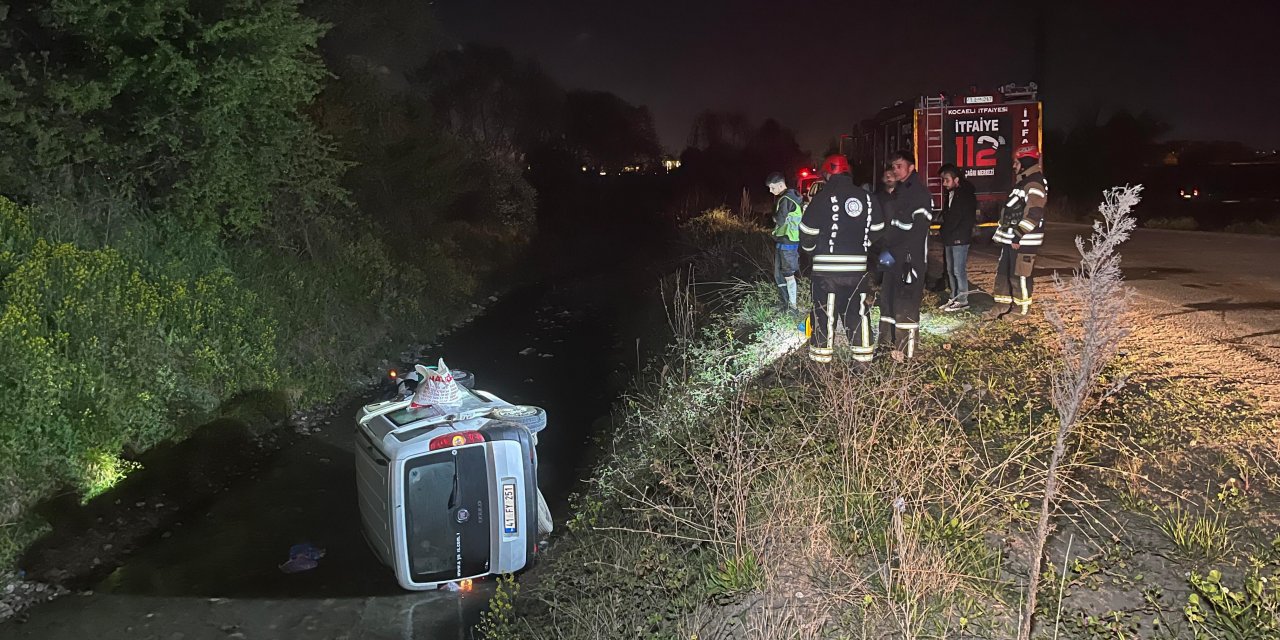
799, 155, 884, 365
937, 164, 977, 311
878, 150, 932, 359
868, 167, 897, 288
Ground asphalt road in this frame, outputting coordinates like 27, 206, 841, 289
973, 222, 1280, 351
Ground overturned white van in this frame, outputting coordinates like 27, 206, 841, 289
355, 372, 550, 591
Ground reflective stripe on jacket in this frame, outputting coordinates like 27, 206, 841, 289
773, 192, 803, 242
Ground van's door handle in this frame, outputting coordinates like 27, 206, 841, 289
375, 458, 387, 467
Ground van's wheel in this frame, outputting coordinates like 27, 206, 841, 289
490, 405, 547, 433
536, 489, 553, 536
452, 369, 475, 390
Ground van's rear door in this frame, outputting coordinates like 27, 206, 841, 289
401, 446, 492, 585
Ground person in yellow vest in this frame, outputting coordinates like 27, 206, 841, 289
767, 172, 804, 313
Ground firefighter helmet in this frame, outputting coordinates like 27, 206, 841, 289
1014, 144, 1041, 160
821, 154, 850, 176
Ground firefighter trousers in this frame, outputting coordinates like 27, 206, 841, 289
878, 268, 925, 359
809, 273, 874, 363
994, 246, 1036, 315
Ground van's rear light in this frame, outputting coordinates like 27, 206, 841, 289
429, 431, 484, 450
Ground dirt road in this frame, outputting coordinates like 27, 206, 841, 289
969, 222, 1280, 407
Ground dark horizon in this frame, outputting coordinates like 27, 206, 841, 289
435, 0, 1280, 155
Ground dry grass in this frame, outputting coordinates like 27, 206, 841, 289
503, 193, 1280, 640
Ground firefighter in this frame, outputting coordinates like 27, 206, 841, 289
878, 150, 933, 359
988, 144, 1048, 318
868, 166, 897, 288
767, 172, 803, 313
799, 155, 884, 365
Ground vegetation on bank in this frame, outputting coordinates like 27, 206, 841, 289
1, 0, 670, 579
488, 206, 1279, 639
0, 0, 539, 568
1142, 215, 1280, 235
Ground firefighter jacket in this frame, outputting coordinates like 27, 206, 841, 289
882, 171, 933, 273
994, 162, 1048, 249
939, 180, 977, 246
772, 188, 803, 243
799, 174, 882, 274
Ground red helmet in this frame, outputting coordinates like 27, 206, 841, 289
1014, 144, 1041, 160
821, 154, 850, 175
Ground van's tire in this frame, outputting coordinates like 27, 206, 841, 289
490, 405, 547, 433
536, 489, 553, 536
452, 369, 475, 389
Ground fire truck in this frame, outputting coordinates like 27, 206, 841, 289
848, 82, 1042, 221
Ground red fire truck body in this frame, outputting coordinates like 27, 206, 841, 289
849, 83, 1042, 220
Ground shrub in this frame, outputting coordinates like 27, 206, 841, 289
0, 197, 278, 565
1144, 216, 1198, 231
1222, 218, 1280, 236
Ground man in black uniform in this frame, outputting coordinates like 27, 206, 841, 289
799, 154, 884, 365
879, 150, 933, 359
869, 166, 897, 289
989, 144, 1048, 318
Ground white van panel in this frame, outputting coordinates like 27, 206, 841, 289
488, 440, 527, 574
355, 433, 393, 565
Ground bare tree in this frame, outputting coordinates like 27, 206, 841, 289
1019, 185, 1142, 639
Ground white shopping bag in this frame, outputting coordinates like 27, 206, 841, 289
410, 358, 462, 409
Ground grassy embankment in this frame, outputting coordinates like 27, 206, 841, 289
0, 192, 526, 571
480, 207, 1280, 639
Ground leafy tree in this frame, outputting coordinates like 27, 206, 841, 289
0, 0, 347, 241
417, 45, 565, 164
565, 90, 662, 172
1044, 107, 1169, 201
677, 112, 806, 210
306, 0, 442, 73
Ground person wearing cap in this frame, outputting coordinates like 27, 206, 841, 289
878, 150, 933, 359
798, 155, 883, 365
988, 144, 1048, 318
767, 172, 804, 313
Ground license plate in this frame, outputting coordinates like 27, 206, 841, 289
502, 483, 518, 534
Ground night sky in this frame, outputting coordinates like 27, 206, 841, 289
435, 1, 1279, 154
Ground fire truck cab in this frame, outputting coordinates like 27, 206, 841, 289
796, 167, 822, 203
848, 83, 1042, 225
